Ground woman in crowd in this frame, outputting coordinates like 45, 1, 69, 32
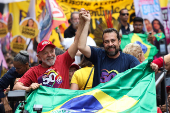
152, 19, 165, 34
69, 63, 80, 84
0, 50, 30, 113
71, 56, 94, 90
152, 19, 167, 58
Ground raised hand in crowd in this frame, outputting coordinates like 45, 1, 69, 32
147, 33, 154, 45
55, 28, 64, 42
80, 9, 90, 22
79, 8, 86, 22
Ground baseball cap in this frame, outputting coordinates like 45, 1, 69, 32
70, 63, 80, 70
37, 40, 56, 53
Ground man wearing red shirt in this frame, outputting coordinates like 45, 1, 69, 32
13, 10, 85, 91
14, 40, 76, 91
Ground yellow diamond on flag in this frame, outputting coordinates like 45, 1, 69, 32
131, 34, 151, 59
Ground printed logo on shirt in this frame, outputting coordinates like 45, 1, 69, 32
38, 68, 62, 88
100, 69, 119, 83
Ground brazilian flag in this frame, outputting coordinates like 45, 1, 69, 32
154, 32, 165, 41
16, 59, 157, 113
121, 33, 158, 59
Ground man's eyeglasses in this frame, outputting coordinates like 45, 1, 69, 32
134, 24, 143, 28
121, 13, 129, 16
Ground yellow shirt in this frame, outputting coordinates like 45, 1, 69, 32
71, 66, 94, 90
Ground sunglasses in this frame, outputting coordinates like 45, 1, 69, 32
121, 13, 129, 16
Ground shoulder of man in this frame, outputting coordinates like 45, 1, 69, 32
91, 46, 104, 53
28, 65, 42, 72
121, 52, 138, 60
120, 52, 140, 67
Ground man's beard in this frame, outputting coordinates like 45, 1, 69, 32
134, 28, 142, 33
42, 56, 56, 66
72, 22, 79, 29
105, 45, 119, 56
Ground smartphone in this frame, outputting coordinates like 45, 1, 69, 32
159, 39, 166, 55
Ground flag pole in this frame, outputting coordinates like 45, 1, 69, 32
156, 71, 167, 87
25, 39, 32, 51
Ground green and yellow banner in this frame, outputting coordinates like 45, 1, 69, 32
121, 33, 158, 59
16, 59, 157, 113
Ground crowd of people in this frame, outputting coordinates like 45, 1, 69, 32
0, 8, 170, 113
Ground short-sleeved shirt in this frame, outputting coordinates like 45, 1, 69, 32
88, 46, 140, 87
19, 51, 74, 89
71, 66, 94, 90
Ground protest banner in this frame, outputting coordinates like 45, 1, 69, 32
19, 17, 39, 39
9, 0, 136, 47
10, 35, 27, 53
134, 0, 164, 35
161, 7, 170, 44
0, 20, 8, 38
0, 0, 26, 3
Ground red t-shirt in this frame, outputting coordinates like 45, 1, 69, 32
19, 51, 74, 89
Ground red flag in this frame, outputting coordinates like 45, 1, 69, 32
49, 0, 68, 30
40, 0, 68, 41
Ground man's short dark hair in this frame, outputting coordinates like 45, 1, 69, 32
70, 11, 79, 19
119, 9, 128, 14
133, 17, 143, 24
102, 28, 120, 40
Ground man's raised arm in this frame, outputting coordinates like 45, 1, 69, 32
77, 9, 91, 58
68, 8, 86, 59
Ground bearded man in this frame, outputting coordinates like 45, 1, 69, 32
64, 11, 79, 38
13, 40, 78, 91
78, 9, 140, 87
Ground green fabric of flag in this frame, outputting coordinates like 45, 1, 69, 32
154, 32, 165, 41
15, 59, 157, 113
121, 33, 158, 59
